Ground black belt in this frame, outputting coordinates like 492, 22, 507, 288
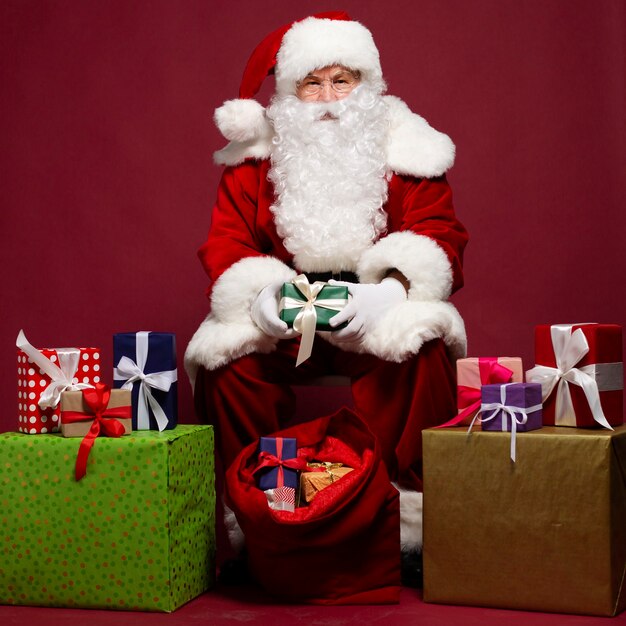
303, 271, 358, 283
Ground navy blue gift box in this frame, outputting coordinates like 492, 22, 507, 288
113, 331, 178, 431
257, 436, 298, 490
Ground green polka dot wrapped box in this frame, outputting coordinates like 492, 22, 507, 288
0, 424, 215, 611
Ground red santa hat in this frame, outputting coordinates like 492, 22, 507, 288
214, 11, 385, 143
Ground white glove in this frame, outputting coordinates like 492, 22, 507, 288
251, 282, 298, 339
328, 278, 407, 342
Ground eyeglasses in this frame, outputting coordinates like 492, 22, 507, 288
296, 72, 360, 97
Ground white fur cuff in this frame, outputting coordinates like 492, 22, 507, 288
357, 231, 453, 301
210, 256, 297, 323
184, 256, 296, 378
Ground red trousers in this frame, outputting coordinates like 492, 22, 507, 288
194, 337, 456, 491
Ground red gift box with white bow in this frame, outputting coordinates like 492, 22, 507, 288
16, 330, 102, 434
526, 323, 623, 428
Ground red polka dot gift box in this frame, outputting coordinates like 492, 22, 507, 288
16, 330, 102, 434
0, 425, 215, 612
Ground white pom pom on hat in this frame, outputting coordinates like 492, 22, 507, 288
213, 11, 384, 142
214, 99, 268, 143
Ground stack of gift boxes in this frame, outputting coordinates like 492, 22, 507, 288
2, 331, 215, 612
423, 322, 625, 616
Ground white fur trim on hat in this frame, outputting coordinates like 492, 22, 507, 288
184, 255, 296, 379
275, 17, 385, 96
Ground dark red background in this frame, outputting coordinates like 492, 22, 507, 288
1, 0, 624, 433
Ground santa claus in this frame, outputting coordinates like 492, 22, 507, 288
185, 11, 468, 586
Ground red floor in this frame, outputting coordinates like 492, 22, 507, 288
3, 495, 625, 625
2, 583, 626, 626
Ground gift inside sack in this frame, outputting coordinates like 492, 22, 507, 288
299, 462, 354, 504
254, 435, 355, 510
245, 433, 365, 521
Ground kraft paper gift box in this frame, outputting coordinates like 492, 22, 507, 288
16, 330, 101, 434
60, 386, 132, 480
300, 462, 354, 503
0, 425, 215, 612
442, 357, 524, 427
113, 331, 178, 431
422, 425, 626, 616
526, 323, 623, 428
60, 387, 132, 438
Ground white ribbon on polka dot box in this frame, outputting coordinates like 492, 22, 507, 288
15, 330, 102, 434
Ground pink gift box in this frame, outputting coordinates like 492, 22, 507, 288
449, 357, 524, 427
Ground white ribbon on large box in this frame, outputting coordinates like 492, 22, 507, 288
16, 329, 94, 410
468, 383, 542, 462
526, 324, 623, 429
113, 331, 177, 432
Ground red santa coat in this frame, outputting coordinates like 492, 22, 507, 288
185, 95, 469, 378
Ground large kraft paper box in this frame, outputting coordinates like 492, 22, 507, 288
423, 426, 626, 616
0, 425, 215, 612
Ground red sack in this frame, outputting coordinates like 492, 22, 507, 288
225, 407, 401, 604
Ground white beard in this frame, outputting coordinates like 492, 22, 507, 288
266, 85, 390, 272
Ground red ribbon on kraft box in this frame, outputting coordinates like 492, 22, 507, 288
61, 383, 131, 480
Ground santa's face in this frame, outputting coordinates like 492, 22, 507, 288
295, 65, 361, 103
266, 79, 390, 273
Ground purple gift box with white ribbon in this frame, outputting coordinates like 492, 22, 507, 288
480, 383, 543, 433
470, 382, 543, 462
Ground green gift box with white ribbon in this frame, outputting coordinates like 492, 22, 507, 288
278, 275, 349, 366
279, 282, 349, 331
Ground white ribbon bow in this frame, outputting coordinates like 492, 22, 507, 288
468, 383, 542, 462
113, 331, 177, 431
279, 274, 348, 367
16, 329, 95, 410
526, 324, 621, 429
